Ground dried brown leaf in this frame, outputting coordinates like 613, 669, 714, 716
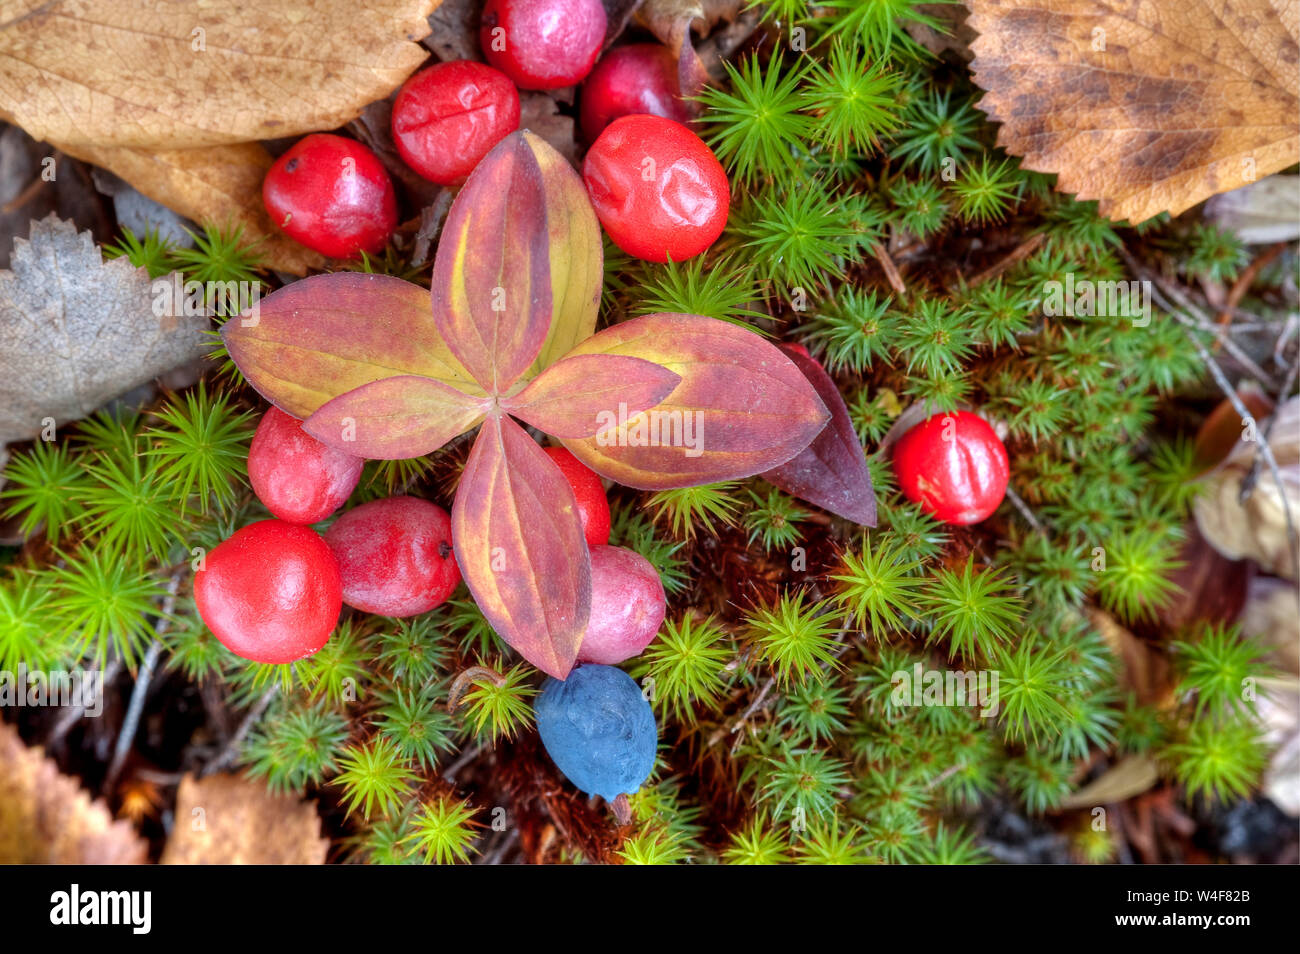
56, 140, 325, 275
968, 0, 1300, 222
427, 0, 483, 62
161, 773, 328, 864
0, 214, 209, 445
1060, 755, 1159, 809
1085, 606, 1173, 707
636, 0, 740, 50
0, 0, 438, 149
1194, 396, 1300, 580
0, 723, 147, 864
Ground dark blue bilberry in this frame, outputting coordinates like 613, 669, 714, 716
535, 664, 656, 801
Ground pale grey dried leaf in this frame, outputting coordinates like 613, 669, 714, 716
0, 214, 208, 445
1204, 175, 1300, 245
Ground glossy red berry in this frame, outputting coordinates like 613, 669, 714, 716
323, 496, 461, 617
543, 446, 611, 546
480, 0, 606, 91
579, 44, 691, 144
583, 114, 729, 263
248, 406, 364, 525
577, 545, 666, 665
892, 411, 1009, 525
194, 520, 342, 663
392, 60, 521, 185
262, 133, 398, 258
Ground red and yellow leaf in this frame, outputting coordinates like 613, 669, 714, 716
524, 131, 604, 377
557, 313, 831, 488
451, 416, 591, 678
502, 353, 680, 439
221, 272, 478, 420
302, 375, 490, 459
432, 131, 600, 394
761, 344, 876, 526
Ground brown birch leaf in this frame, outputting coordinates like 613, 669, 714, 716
0, 0, 439, 149
967, 0, 1300, 223
161, 774, 328, 864
0, 722, 147, 864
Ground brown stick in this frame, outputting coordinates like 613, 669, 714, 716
969, 233, 1045, 288
1211, 242, 1287, 348
870, 242, 907, 297
1, 174, 47, 214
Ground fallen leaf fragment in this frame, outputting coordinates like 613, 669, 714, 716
1205, 175, 1300, 244
0, 0, 439, 149
55, 141, 325, 275
0, 723, 147, 864
161, 773, 328, 864
636, 0, 739, 50
0, 214, 209, 445
1085, 606, 1173, 708
967, 0, 1300, 222
1194, 397, 1300, 581
1061, 755, 1159, 809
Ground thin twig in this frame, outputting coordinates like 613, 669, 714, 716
1108, 801, 1136, 865
925, 761, 966, 792
1, 173, 47, 213
46, 658, 122, 746
729, 677, 776, 736
1148, 283, 1300, 577
1240, 351, 1300, 501
1125, 253, 1278, 389
103, 640, 162, 795
1004, 484, 1046, 534
203, 684, 278, 776
103, 571, 184, 793
479, 827, 520, 866
969, 233, 1044, 288
442, 742, 484, 784
1212, 242, 1287, 343
447, 665, 507, 712
870, 242, 907, 297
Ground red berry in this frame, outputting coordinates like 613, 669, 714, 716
392, 60, 521, 185
543, 446, 611, 546
480, 0, 606, 90
248, 407, 364, 525
582, 114, 729, 263
194, 520, 342, 663
577, 545, 666, 665
892, 411, 1009, 525
579, 44, 691, 144
323, 496, 461, 617
262, 133, 398, 258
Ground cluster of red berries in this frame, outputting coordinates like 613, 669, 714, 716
195, 408, 665, 667
195, 407, 461, 662
262, 0, 728, 264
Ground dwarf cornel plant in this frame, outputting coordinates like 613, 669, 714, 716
222, 131, 873, 678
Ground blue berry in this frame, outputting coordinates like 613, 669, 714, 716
535, 664, 657, 802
